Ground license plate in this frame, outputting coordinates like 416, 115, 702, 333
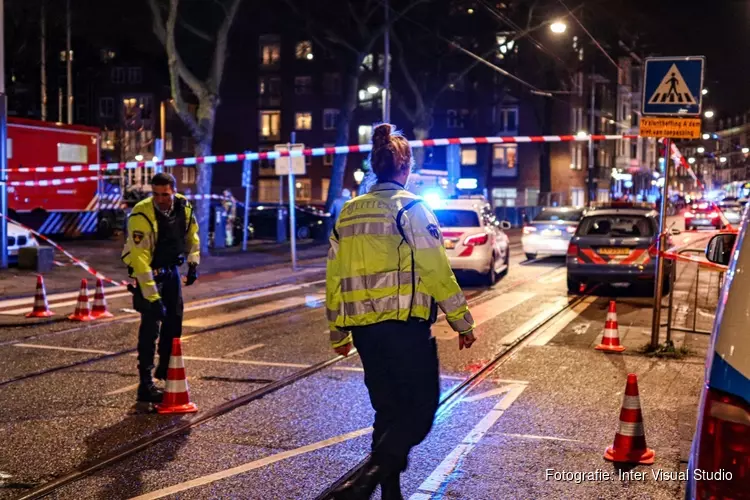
444, 240, 456, 250
597, 247, 631, 256
541, 229, 562, 237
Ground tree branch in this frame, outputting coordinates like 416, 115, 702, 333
179, 17, 214, 43
392, 31, 424, 116
210, 0, 243, 94
164, 0, 201, 138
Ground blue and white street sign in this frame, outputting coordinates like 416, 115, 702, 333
642, 57, 705, 116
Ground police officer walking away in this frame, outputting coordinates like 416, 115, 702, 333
326, 123, 476, 499
122, 173, 200, 405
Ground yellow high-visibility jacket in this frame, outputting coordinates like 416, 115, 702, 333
326, 182, 474, 348
121, 193, 200, 302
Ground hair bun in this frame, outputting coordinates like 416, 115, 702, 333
372, 123, 392, 150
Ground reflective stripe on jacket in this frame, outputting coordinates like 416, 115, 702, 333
326, 182, 474, 347
121, 193, 200, 302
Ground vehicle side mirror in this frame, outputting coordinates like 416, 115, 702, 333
670, 228, 681, 235
706, 233, 737, 266
500, 221, 512, 230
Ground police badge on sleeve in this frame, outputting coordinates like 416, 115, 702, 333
132, 231, 145, 245
427, 224, 441, 240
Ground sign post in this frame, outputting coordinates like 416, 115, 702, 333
241, 154, 252, 252
275, 134, 304, 272
641, 56, 705, 349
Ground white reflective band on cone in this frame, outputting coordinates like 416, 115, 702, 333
603, 328, 619, 338
622, 395, 642, 410
167, 378, 188, 394
169, 355, 184, 369
617, 421, 645, 437
606, 312, 617, 321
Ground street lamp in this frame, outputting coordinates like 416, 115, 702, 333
720, 156, 727, 163
367, 85, 380, 95
702, 88, 708, 96
576, 130, 588, 138
549, 21, 567, 34
697, 146, 705, 153
702, 133, 710, 140
353, 169, 365, 184
743, 148, 750, 154
704, 110, 715, 119
688, 157, 696, 164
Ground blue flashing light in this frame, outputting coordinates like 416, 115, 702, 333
624, 181, 634, 188
423, 190, 445, 209
456, 178, 478, 190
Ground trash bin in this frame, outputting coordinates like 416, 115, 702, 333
19, 246, 54, 272
276, 207, 288, 243
213, 208, 227, 249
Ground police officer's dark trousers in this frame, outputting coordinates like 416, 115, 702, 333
351, 318, 440, 470
136, 266, 184, 382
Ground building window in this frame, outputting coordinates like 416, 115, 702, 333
165, 132, 173, 153
260, 110, 281, 140
358, 125, 372, 145
259, 78, 266, 95
448, 73, 464, 91
295, 76, 313, 95
323, 73, 341, 95
111, 67, 125, 84
294, 178, 312, 202
57, 143, 88, 163
127, 67, 142, 84
492, 188, 517, 207
181, 167, 196, 185
295, 112, 312, 130
181, 136, 191, 153
324, 143, 335, 166
460, 147, 477, 166
498, 107, 518, 133
99, 97, 114, 118
321, 178, 331, 201
323, 109, 339, 130
260, 38, 281, 66
570, 188, 585, 207
447, 110, 460, 128
492, 144, 517, 177
102, 130, 116, 151
258, 179, 281, 202
570, 143, 583, 170
295, 41, 313, 60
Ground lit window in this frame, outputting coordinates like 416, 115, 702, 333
295, 76, 312, 95
461, 147, 477, 166
295, 112, 312, 130
260, 110, 281, 139
362, 53, 374, 71
295, 41, 313, 60
259, 78, 266, 95
323, 109, 339, 131
102, 130, 116, 151
260, 38, 280, 65
492, 144, 517, 177
492, 188, 517, 207
165, 132, 173, 153
358, 125, 372, 145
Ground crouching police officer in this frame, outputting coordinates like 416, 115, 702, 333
122, 173, 200, 404
326, 123, 476, 499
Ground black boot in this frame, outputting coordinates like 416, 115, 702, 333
331, 458, 393, 500
137, 382, 164, 403
380, 473, 403, 500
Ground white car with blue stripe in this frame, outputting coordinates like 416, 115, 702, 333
686, 229, 750, 498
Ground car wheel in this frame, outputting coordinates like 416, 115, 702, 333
485, 256, 497, 286
567, 277, 581, 295
297, 225, 311, 239
525, 252, 536, 261
97, 213, 115, 239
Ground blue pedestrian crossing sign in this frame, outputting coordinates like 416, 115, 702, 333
642, 57, 704, 116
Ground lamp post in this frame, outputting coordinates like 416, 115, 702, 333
0, 0, 7, 269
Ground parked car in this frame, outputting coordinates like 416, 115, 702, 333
432, 197, 511, 285
522, 207, 584, 260
685, 230, 748, 499
245, 203, 329, 241
7, 221, 39, 262
566, 204, 675, 294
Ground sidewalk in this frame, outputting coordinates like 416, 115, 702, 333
0, 237, 327, 299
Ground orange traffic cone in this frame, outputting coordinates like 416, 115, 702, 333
90, 278, 114, 319
596, 300, 626, 352
26, 275, 54, 318
604, 373, 655, 465
156, 338, 198, 414
68, 279, 94, 321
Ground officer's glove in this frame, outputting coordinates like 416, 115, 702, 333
185, 264, 198, 286
150, 299, 167, 320
458, 330, 476, 350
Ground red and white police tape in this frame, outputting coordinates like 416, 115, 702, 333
0, 213, 128, 287
6, 176, 117, 187
0, 133, 639, 173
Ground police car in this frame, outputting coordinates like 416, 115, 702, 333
566, 203, 674, 294
685, 230, 749, 499
430, 197, 511, 285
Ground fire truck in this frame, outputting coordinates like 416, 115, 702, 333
6, 117, 124, 237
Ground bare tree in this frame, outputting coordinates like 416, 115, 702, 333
147, 0, 242, 253
284, 0, 428, 211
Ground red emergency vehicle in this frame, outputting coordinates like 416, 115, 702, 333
7, 118, 122, 236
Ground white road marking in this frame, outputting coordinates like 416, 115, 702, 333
493, 432, 583, 443
13, 343, 115, 355
128, 427, 374, 500
104, 383, 140, 396
0, 286, 127, 310
223, 344, 266, 357
572, 323, 590, 336
497, 298, 569, 345
538, 273, 566, 285
410, 384, 527, 498
528, 296, 598, 346
0, 292, 132, 316
182, 294, 325, 328
433, 292, 537, 340
462, 386, 519, 403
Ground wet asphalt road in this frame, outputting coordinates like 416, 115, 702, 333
0, 241, 707, 500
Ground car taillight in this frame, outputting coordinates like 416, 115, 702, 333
464, 233, 489, 246
567, 243, 578, 257
710, 211, 720, 219
566, 226, 577, 234
684, 211, 694, 218
522, 226, 537, 235
695, 388, 750, 499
